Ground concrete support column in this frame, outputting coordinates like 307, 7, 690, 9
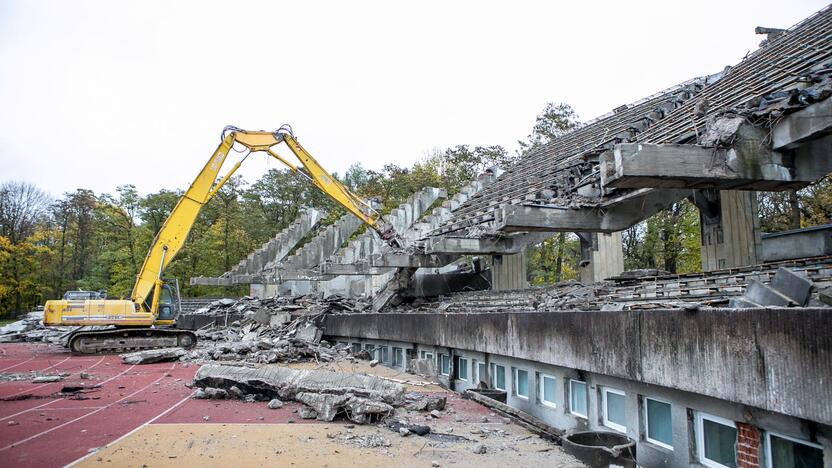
491, 252, 527, 291
578, 232, 625, 283
695, 190, 761, 271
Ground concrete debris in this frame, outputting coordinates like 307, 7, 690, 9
473, 443, 487, 454
729, 267, 816, 308
193, 364, 404, 424
267, 398, 284, 409
297, 405, 318, 419
387, 419, 431, 436
409, 358, 438, 377
404, 394, 446, 412
121, 347, 187, 365
0, 311, 69, 344
32, 375, 65, 383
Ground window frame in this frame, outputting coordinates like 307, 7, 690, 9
765, 431, 824, 468
695, 412, 737, 468
490, 363, 506, 391
513, 368, 529, 399
569, 379, 588, 418
601, 387, 627, 433
538, 373, 557, 409
380, 346, 389, 363
643, 396, 674, 451
439, 354, 450, 376
477, 362, 486, 385
392, 347, 403, 367
456, 357, 468, 381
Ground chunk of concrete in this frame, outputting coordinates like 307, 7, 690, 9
270, 312, 292, 327
770, 267, 813, 306
409, 358, 438, 377
120, 348, 186, 365
193, 364, 404, 424
743, 280, 794, 307
295, 323, 322, 343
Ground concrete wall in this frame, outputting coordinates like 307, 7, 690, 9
700, 190, 762, 271
579, 232, 625, 283
327, 309, 832, 466
491, 252, 527, 291
323, 308, 832, 426
761, 224, 832, 262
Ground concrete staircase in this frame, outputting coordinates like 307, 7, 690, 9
190, 208, 322, 286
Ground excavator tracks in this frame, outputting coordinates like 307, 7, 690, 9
67, 328, 197, 355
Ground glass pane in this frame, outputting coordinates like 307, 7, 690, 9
703, 419, 737, 467
770, 435, 823, 468
646, 399, 672, 446
571, 381, 587, 415
496, 366, 506, 389
516, 370, 529, 396
459, 359, 468, 379
478, 363, 486, 384
606, 391, 626, 428
542, 376, 556, 403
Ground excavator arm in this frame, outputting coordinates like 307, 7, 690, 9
131, 125, 399, 311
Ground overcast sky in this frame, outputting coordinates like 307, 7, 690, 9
1, 0, 827, 197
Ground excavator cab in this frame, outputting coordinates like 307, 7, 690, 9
148, 279, 181, 325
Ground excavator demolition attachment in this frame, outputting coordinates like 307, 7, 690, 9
44, 125, 398, 354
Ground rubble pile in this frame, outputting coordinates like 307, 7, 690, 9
0, 311, 66, 344
193, 364, 405, 424
193, 294, 369, 321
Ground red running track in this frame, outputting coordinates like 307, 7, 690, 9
0, 343, 196, 467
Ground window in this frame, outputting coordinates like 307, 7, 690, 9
539, 374, 556, 408
602, 387, 626, 432
490, 364, 506, 390
381, 346, 389, 363
351, 343, 361, 353
569, 380, 588, 418
696, 413, 737, 468
455, 357, 468, 381
420, 351, 433, 360
644, 397, 673, 450
513, 368, 529, 399
477, 362, 486, 385
392, 347, 403, 367
439, 354, 450, 375
766, 432, 823, 468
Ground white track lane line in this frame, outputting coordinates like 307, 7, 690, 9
0, 356, 35, 372
0, 363, 135, 423
65, 386, 195, 467
0, 356, 106, 400
0, 363, 174, 452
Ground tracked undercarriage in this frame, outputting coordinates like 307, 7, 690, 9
67, 328, 197, 355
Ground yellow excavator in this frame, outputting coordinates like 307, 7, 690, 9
44, 125, 399, 354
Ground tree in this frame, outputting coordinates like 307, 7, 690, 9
518, 102, 580, 154
0, 182, 52, 316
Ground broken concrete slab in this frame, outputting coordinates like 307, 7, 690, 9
770, 267, 813, 306
744, 279, 795, 307
410, 358, 438, 377
121, 347, 186, 365
193, 364, 404, 424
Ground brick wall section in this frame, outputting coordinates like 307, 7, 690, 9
736, 422, 761, 468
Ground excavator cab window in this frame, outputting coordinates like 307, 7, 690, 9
157, 285, 175, 321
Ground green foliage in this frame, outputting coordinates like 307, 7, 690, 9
623, 200, 701, 274
527, 233, 580, 286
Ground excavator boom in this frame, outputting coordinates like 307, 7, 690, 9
44, 125, 398, 354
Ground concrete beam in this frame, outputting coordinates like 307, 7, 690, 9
772, 97, 832, 150
319, 253, 460, 275
601, 141, 802, 191
424, 232, 552, 255
495, 189, 687, 233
